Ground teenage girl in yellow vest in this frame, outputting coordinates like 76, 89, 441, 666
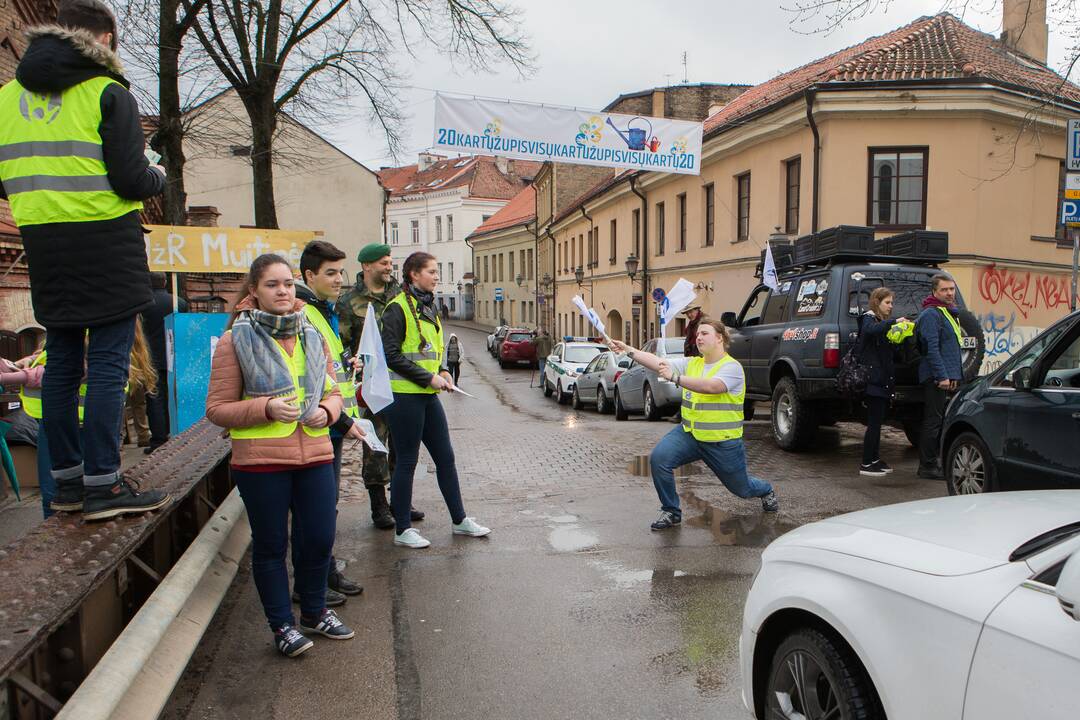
609, 320, 779, 531
206, 254, 353, 658
379, 251, 490, 548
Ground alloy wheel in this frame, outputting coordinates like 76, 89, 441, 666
644, 388, 654, 415
952, 444, 986, 494
776, 393, 794, 437
597, 388, 607, 413
768, 649, 841, 720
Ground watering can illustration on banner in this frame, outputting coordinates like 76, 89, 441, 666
606, 116, 654, 151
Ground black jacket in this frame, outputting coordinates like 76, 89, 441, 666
295, 281, 354, 433
857, 311, 898, 398
0, 27, 164, 328
140, 288, 188, 372
381, 292, 449, 390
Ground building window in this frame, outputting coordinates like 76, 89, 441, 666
447, 215, 454, 242
677, 193, 687, 252
736, 172, 751, 241
868, 147, 928, 229
435, 216, 442, 242
656, 202, 665, 256
520, 249, 526, 279
562, 241, 568, 272
390, 222, 399, 245
632, 208, 641, 257
509, 252, 515, 283
449, 297, 456, 312
571, 237, 577, 270
785, 157, 801, 234
437, 262, 443, 279
410, 219, 419, 244
704, 184, 714, 247
483, 256, 489, 282
499, 253, 505, 282
609, 219, 617, 264
448, 262, 454, 282
527, 248, 534, 279
393, 263, 399, 277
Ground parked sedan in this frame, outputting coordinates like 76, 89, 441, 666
486, 325, 508, 355
571, 351, 629, 413
499, 329, 536, 368
612, 337, 685, 421
740, 491, 1080, 720
942, 310, 1080, 494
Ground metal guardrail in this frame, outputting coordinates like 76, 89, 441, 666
0, 420, 232, 719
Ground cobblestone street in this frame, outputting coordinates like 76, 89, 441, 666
165, 326, 946, 720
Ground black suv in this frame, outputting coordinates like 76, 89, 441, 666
723, 227, 985, 451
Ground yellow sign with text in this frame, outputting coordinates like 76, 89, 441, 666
144, 225, 321, 274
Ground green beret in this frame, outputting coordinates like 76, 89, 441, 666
357, 243, 391, 263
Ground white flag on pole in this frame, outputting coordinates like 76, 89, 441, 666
571, 295, 608, 339
658, 279, 697, 338
763, 243, 780, 291
358, 303, 394, 414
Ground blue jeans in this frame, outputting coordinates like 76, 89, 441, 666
650, 427, 772, 517
290, 436, 343, 588
34, 419, 59, 518
234, 462, 337, 630
42, 317, 135, 486
380, 393, 466, 533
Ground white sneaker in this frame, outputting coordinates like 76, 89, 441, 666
452, 517, 491, 537
394, 528, 431, 548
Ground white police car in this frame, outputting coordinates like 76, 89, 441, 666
542, 339, 607, 405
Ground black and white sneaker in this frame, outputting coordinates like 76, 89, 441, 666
300, 609, 355, 640
650, 511, 681, 531
875, 460, 893, 474
275, 624, 313, 658
860, 462, 888, 477
761, 491, 780, 513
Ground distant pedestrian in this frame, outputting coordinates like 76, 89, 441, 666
857, 288, 908, 477
682, 305, 703, 358
915, 273, 964, 479
0, 0, 169, 519
445, 333, 463, 385
206, 254, 354, 658
380, 251, 490, 548
141, 272, 188, 453
441, 302, 450, 320
533, 329, 553, 388
609, 320, 778, 531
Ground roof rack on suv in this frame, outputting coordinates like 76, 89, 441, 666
755, 226, 949, 278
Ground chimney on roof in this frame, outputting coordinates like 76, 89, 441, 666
495, 156, 512, 175
652, 89, 666, 118
186, 205, 221, 227
418, 152, 443, 172
1002, 0, 1048, 64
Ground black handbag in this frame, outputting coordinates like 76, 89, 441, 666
837, 317, 871, 397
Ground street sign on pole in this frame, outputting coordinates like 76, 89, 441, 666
1067, 173, 1080, 200
1070, 119, 1080, 171
1063, 199, 1080, 228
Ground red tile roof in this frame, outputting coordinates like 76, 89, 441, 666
469, 185, 536, 238
378, 156, 541, 200
704, 13, 1080, 136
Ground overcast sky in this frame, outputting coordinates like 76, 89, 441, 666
324, 0, 1077, 169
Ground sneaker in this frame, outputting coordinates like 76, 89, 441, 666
83, 478, 170, 522
50, 476, 85, 512
860, 462, 887, 477
917, 465, 944, 480
650, 510, 681, 531
761, 491, 780, 513
328, 569, 363, 596
875, 460, 893, 474
274, 624, 313, 658
452, 517, 491, 537
299, 608, 355, 640
394, 528, 431, 548
292, 589, 346, 607
410, 506, 426, 522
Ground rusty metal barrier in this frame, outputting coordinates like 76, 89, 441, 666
0, 420, 231, 719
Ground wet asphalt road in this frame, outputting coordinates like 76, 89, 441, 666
165, 325, 944, 720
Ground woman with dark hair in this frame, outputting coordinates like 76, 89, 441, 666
380, 252, 490, 548
858, 287, 907, 477
206, 254, 353, 658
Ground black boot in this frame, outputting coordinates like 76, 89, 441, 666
83, 477, 170, 522
328, 567, 364, 596
410, 507, 425, 521
368, 487, 395, 530
50, 474, 85, 513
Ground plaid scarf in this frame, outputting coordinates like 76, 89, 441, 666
231, 308, 327, 424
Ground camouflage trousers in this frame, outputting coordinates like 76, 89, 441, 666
360, 407, 393, 488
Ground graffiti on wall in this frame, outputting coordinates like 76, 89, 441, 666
978, 312, 1042, 373
977, 263, 1071, 320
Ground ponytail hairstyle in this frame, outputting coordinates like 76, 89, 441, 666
128, 317, 158, 392
401, 251, 438, 351
868, 287, 895, 320
698, 318, 732, 351
227, 253, 295, 328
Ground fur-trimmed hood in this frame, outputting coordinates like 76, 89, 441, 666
16, 25, 127, 93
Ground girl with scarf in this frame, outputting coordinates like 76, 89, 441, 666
206, 254, 352, 658
445, 333, 464, 385
380, 252, 490, 548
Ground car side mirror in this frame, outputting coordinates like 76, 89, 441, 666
721, 311, 738, 328
618, 359, 631, 369
1057, 551, 1080, 622
1013, 366, 1034, 391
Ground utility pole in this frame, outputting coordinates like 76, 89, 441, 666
682, 52, 688, 84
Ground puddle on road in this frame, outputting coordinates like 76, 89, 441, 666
549, 514, 579, 524
627, 455, 703, 477
548, 526, 599, 552
681, 490, 797, 547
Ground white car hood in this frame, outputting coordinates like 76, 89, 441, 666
770, 491, 1080, 576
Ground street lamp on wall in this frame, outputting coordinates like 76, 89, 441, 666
625, 253, 640, 282
515, 273, 524, 287
574, 265, 585, 287
541, 273, 552, 292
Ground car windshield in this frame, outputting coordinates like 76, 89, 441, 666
565, 346, 603, 363
508, 333, 532, 342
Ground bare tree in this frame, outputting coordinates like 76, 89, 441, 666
180, 0, 532, 229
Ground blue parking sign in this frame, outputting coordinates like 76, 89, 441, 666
1063, 199, 1080, 227
1070, 119, 1080, 171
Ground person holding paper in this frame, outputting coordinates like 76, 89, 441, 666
380, 252, 491, 548
608, 319, 779, 531
206, 254, 354, 658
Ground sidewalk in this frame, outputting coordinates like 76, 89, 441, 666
445, 318, 497, 335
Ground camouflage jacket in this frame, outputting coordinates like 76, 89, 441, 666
338, 273, 403, 353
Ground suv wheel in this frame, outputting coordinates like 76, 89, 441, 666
614, 389, 628, 421
771, 376, 817, 451
643, 385, 661, 422
596, 387, 609, 414
543, 377, 554, 397
946, 432, 995, 495
571, 386, 584, 410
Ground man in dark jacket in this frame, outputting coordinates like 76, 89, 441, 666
683, 305, 703, 357
0, 0, 168, 520
141, 273, 188, 453
915, 273, 964, 479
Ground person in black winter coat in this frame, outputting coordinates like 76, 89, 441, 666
858, 288, 907, 477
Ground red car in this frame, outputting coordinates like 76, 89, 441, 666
498, 329, 536, 368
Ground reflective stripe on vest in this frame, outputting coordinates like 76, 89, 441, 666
229, 332, 333, 440
302, 304, 359, 419
680, 355, 745, 442
938, 307, 964, 345
19, 351, 90, 422
0, 77, 143, 226
388, 293, 444, 394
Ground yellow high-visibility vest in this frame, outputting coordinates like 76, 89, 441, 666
302, 304, 359, 419
387, 293, 443, 395
18, 351, 89, 422
679, 355, 745, 442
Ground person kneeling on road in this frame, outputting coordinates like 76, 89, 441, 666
608, 320, 778, 531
